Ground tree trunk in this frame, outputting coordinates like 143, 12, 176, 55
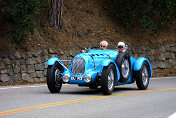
48, 0, 63, 30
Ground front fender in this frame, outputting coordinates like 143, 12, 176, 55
134, 57, 152, 77
102, 59, 120, 81
102, 59, 114, 67
46, 57, 61, 65
46, 57, 66, 70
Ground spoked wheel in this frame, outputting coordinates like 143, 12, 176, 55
101, 64, 116, 95
54, 69, 62, 88
121, 58, 130, 79
136, 61, 150, 90
46, 62, 62, 93
116, 52, 131, 82
141, 66, 148, 86
108, 69, 115, 90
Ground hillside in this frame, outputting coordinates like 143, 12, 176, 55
0, 0, 175, 51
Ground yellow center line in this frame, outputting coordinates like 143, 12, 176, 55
0, 88, 176, 116
0, 96, 103, 114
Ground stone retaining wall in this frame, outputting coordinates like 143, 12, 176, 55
128, 44, 176, 70
0, 44, 175, 84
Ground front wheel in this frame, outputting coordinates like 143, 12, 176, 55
101, 64, 116, 95
46, 62, 62, 93
135, 61, 150, 90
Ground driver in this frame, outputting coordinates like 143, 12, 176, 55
100, 40, 108, 50
117, 42, 126, 52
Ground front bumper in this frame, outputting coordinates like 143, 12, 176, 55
62, 70, 98, 85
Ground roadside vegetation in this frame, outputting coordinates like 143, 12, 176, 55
0, 0, 47, 45
111, 0, 176, 33
0, 0, 176, 45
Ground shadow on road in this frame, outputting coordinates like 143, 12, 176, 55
114, 87, 138, 91
44, 86, 139, 95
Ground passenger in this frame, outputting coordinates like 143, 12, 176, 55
100, 40, 108, 50
117, 42, 126, 52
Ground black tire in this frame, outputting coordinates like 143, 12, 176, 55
136, 61, 150, 90
115, 52, 131, 83
46, 62, 62, 93
101, 64, 116, 95
89, 84, 98, 89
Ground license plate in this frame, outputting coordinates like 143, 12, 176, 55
71, 77, 82, 80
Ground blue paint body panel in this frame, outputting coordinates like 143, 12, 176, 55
134, 57, 152, 77
46, 49, 152, 85
46, 57, 61, 65
46, 57, 66, 70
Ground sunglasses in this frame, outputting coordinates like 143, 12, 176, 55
101, 45, 106, 48
117, 46, 123, 48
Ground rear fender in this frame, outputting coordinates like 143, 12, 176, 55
102, 59, 120, 81
134, 57, 152, 77
46, 57, 66, 71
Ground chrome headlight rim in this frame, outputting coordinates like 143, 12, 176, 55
63, 74, 70, 83
84, 74, 92, 83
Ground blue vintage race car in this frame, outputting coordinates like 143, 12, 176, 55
46, 49, 152, 95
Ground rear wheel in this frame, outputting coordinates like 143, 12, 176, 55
101, 64, 116, 95
136, 61, 150, 90
46, 62, 62, 93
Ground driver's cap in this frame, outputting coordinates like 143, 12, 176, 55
117, 42, 125, 48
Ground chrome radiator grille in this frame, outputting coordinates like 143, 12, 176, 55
71, 58, 85, 75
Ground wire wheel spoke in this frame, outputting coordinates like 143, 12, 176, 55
55, 69, 61, 86
108, 69, 114, 90
142, 66, 148, 86
121, 59, 129, 78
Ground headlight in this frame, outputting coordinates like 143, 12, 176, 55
63, 74, 70, 83
84, 74, 92, 83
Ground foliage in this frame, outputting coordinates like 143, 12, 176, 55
0, 0, 47, 45
111, 0, 176, 33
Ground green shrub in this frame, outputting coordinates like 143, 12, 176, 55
141, 15, 157, 32
0, 0, 47, 45
111, 0, 176, 33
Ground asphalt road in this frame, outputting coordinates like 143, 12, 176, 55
0, 77, 176, 118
